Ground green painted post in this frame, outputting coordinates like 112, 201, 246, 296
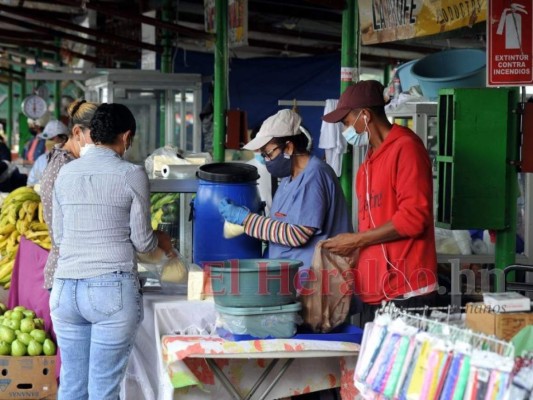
213, 0, 228, 163
20, 58, 26, 101
494, 87, 520, 291
7, 75, 13, 149
339, 0, 358, 208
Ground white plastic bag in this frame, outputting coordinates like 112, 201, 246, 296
144, 145, 190, 178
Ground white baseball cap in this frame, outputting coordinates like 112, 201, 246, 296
243, 109, 302, 151
39, 120, 68, 140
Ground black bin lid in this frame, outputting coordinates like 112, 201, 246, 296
197, 162, 259, 183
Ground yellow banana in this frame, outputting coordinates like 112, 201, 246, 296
6, 241, 18, 254
0, 237, 9, 250
3, 188, 40, 206
0, 255, 13, 266
0, 275, 11, 285
0, 259, 14, 281
15, 220, 23, 234
24, 230, 49, 240
38, 202, 44, 224
30, 222, 48, 232
0, 224, 15, 236
7, 231, 19, 248
35, 240, 51, 250
3, 281, 10, 289
18, 207, 26, 221
26, 202, 38, 222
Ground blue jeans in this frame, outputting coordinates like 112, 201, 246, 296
50, 272, 143, 400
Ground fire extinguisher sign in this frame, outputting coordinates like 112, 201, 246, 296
488, 0, 533, 86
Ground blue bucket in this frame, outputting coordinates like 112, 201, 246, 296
411, 49, 486, 100
396, 59, 419, 92
193, 163, 262, 266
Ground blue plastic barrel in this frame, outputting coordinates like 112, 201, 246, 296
193, 163, 262, 266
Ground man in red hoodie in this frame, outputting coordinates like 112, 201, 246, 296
322, 80, 438, 325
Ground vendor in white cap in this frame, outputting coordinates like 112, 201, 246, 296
27, 119, 69, 186
218, 109, 352, 269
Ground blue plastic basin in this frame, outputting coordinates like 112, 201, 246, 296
207, 258, 302, 307
396, 59, 419, 92
411, 49, 486, 100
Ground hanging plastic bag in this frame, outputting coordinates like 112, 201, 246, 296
300, 240, 359, 333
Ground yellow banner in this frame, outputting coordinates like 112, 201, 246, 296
359, 0, 487, 44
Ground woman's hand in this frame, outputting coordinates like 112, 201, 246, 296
323, 232, 367, 257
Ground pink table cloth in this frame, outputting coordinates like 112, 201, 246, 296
8, 236, 60, 378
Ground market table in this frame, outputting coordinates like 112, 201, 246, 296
154, 301, 360, 400
120, 292, 188, 400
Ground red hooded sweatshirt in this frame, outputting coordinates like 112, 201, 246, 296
355, 124, 437, 304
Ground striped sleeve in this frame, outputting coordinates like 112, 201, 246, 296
243, 213, 316, 247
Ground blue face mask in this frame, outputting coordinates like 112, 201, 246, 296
266, 152, 292, 178
342, 111, 369, 147
254, 153, 266, 165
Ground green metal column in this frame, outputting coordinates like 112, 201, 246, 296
494, 87, 520, 291
7, 74, 13, 149
20, 58, 26, 100
213, 0, 228, 163
159, 0, 172, 147
339, 0, 358, 207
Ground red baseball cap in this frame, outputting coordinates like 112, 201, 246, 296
322, 80, 386, 123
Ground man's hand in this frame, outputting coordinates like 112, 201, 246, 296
323, 232, 367, 257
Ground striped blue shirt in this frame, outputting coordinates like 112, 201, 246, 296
53, 146, 157, 279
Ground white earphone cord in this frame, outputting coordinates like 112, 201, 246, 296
362, 119, 415, 301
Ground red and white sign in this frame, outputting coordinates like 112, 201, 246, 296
488, 0, 533, 86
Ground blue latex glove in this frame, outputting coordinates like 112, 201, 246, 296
218, 198, 250, 225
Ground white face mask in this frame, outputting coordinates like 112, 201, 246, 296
342, 111, 369, 147
78, 132, 95, 157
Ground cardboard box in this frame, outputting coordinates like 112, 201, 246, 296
465, 302, 533, 341
0, 356, 57, 399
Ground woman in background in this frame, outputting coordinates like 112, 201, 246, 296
40, 100, 98, 290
